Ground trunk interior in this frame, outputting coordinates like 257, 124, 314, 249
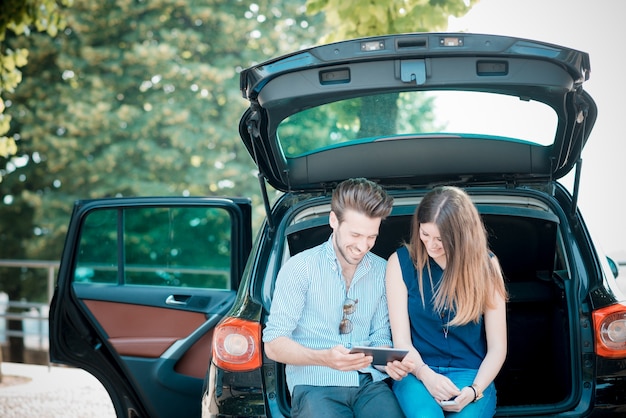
280, 201, 572, 410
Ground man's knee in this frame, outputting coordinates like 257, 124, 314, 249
356, 381, 404, 418
291, 385, 351, 418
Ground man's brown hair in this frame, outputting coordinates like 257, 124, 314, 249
331, 178, 393, 222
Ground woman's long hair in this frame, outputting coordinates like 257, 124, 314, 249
407, 186, 507, 325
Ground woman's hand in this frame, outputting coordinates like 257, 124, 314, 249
384, 358, 415, 381
420, 367, 462, 404
438, 386, 475, 412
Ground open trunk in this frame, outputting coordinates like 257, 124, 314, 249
269, 191, 573, 414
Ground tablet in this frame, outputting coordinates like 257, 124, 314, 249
349, 346, 409, 365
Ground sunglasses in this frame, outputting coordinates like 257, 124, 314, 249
339, 298, 358, 334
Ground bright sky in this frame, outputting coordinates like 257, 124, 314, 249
448, 0, 626, 260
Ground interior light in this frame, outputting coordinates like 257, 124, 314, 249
440, 37, 464, 47
360, 40, 385, 51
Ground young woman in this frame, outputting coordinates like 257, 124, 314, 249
385, 186, 508, 417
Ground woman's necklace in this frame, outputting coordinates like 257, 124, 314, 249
430, 261, 451, 338
442, 307, 451, 339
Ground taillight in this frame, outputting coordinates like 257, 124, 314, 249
212, 317, 262, 371
593, 303, 626, 358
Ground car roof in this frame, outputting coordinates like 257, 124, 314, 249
238, 32, 597, 192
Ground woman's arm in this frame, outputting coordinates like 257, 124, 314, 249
385, 252, 419, 379
441, 257, 507, 411
385, 252, 461, 402
471, 256, 508, 398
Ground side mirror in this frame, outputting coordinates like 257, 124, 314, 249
607, 257, 619, 279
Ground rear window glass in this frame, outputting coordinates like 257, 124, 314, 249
277, 91, 557, 158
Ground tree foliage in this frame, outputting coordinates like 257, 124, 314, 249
305, 0, 478, 42
0, 0, 324, 300
0, 0, 476, 302
0, 0, 72, 173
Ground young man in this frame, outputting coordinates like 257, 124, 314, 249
263, 178, 405, 418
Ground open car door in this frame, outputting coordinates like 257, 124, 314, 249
49, 197, 252, 418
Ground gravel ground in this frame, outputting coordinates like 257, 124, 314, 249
0, 362, 115, 417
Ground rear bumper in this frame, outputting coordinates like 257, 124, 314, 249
202, 362, 267, 418
592, 370, 626, 415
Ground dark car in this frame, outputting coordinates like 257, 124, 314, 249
49, 33, 626, 418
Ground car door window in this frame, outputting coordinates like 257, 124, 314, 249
74, 206, 232, 289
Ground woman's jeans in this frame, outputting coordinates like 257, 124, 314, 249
392, 366, 496, 418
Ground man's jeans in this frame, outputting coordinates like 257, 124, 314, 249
291, 372, 405, 418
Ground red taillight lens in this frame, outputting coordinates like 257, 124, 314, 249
212, 317, 262, 372
593, 303, 626, 358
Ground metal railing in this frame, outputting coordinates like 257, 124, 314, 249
0, 300, 49, 350
0, 259, 58, 303
0, 260, 57, 352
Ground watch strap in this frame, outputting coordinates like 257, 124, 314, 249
470, 383, 484, 402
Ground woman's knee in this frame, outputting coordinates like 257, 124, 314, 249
393, 376, 443, 418
453, 384, 497, 418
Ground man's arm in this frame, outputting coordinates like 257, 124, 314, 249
366, 260, 394, 347
265, 336, 373, 371
263, 248, 373, 371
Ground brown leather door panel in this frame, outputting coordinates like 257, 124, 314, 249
84, 299, 206, 357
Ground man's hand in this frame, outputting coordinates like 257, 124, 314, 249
324, 345, 373, 371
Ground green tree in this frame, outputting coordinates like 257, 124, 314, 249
0, 0, 476, 304
306, 0, 478, 42
0, 0, 324, 299
1, 0, 72, 177
0, 0, 73, 367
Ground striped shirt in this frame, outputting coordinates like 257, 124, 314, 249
263, 235, 392, 394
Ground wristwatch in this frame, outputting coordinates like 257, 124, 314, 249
470, 383, 484, 402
